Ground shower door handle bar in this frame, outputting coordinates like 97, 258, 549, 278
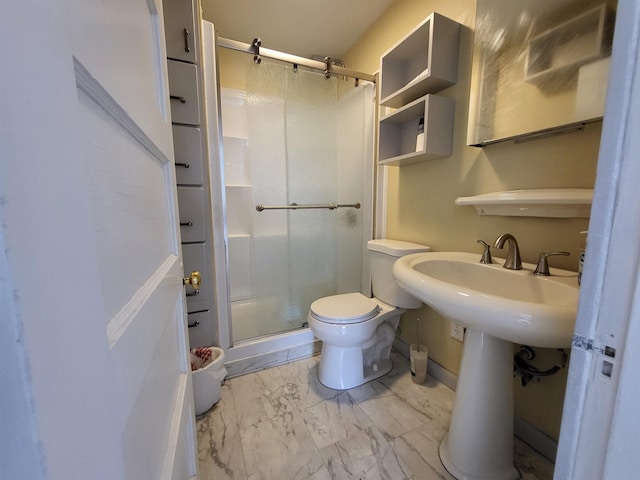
256, 202, 361, 212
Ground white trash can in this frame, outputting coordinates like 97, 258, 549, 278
191, 346, 227, 416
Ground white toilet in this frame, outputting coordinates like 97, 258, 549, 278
308, 239, 431, 390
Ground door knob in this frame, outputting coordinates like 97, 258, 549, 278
183, 271, 201, 291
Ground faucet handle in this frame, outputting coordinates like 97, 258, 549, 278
476, 240, 493, 264
534, 252, 570, 276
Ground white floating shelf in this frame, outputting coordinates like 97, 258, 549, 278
455, 189, 593, 218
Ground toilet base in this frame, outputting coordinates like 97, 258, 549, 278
318, 343, 392, 390
310, 301, 402, 391
363, 358, 392, 385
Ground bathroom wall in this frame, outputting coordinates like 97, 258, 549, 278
342, 0, 600, 441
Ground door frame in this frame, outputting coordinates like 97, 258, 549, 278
554, 0, 640, 477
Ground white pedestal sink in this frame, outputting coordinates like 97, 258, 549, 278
393, 252, 579, 480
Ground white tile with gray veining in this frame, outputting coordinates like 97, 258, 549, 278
303, 390, 372, 449
391, 419, 455, 480
225, 349, 290, 378
240, 410, 328, 480
320, 425, 413, 480
196, 383, 248, 479
225, 340, 322, 378
356, 392, 433, 439
230, 366, 292, 427
278, 356, 339, 410
196, 350, 555, 480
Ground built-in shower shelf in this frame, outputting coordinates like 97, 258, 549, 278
455, 188, 594, 218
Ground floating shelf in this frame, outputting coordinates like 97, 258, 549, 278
379, 12, 461, 108
378, 94, 455, 166
455, 189, 593, 218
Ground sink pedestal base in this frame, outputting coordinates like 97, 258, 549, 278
439, 329, 519, 480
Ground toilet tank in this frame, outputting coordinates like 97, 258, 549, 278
367, 239, 431, 309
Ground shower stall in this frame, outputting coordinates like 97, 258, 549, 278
207, 36, 376, 371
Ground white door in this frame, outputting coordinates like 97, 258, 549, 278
0, 1, 196, 479
554, 0, 640, 477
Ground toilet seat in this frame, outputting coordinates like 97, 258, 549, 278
310, 293, 380, 325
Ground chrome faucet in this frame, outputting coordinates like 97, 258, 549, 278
534, 251, 570, 276
494, 233, 522, 270
476, 240, 493, 264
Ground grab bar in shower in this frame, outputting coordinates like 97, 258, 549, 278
255, 202, 361, 212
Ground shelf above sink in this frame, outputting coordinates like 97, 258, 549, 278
455, 188, 593, 218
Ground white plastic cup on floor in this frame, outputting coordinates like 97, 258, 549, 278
410, 344, 428, 384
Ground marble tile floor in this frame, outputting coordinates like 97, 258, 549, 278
196, 351, 555, 480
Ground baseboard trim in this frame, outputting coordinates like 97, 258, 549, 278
513, 416, 558, 463
392, 337, 558, 463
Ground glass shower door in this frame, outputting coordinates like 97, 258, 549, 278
233, 59, 373, 340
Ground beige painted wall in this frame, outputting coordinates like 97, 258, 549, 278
343, 0, 599, 441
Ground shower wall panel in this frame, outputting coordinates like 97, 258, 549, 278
221, 89, 258, 341
220, 62, 374, 343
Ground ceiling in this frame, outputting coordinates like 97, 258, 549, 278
201, 0, 395, 61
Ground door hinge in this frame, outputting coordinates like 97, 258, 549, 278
572, 334, 617, 378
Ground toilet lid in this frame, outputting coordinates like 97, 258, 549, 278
310, 293, 380, 324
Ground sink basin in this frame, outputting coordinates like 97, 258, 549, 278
393, 251, 580, 480
393, 251, 579, 348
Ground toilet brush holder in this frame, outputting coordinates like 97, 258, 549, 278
410, 343, 428, 384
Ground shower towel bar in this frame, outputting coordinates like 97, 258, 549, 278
256, 202, 361, 212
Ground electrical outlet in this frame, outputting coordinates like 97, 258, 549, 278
450, 322, 465, 342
